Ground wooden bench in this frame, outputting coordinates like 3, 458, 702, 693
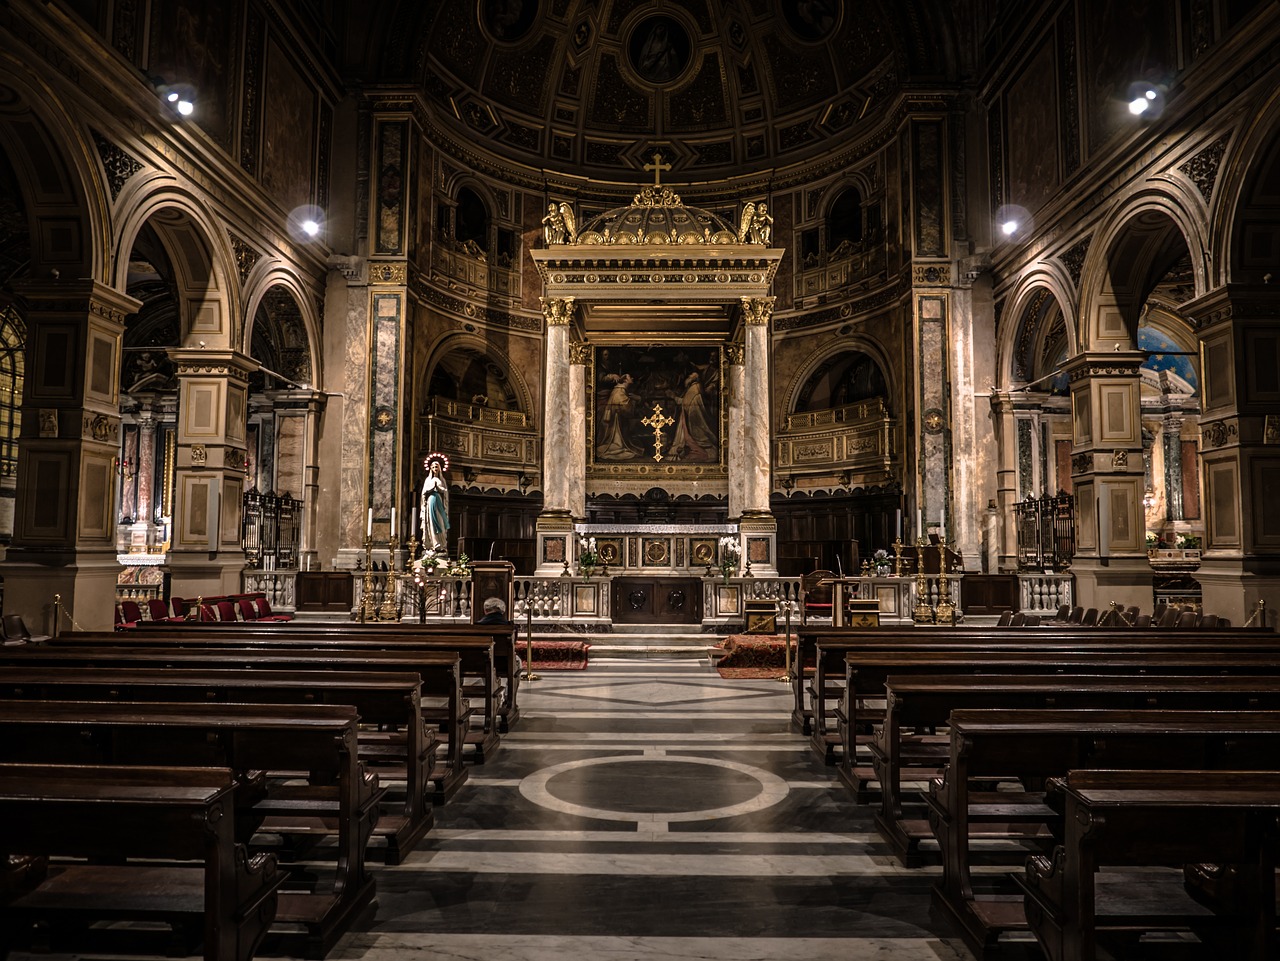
0, 644, 470, 803
0, 665, 435, 865
1017, 769, 1280, 961
923, 708, 1280, 959
70, 627, 504, 763
796, 624, 1277, 738
868, 673, 1280, 865
0, 763, 282, 961
0, 700, 380, 959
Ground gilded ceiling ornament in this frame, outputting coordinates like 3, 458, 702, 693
740, 297, 774, 326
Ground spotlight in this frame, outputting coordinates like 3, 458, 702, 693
176, 99, 195, 116
287, 205, 327, 242
1125, 81, 1165, 119
1128, 97, 1150, 115
995, 204, 1031, 242
154, 79, 197, 119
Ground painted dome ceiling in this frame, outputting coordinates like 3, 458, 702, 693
365, 0, 955, 181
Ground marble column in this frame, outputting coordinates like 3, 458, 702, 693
1186, 284, 1280, 627
135, 405, 157, 530
5, 279, 140, 632
739, 297, 777, 575
567, 340, 588, 519
726, 343, 745, 520
535, 297, 575, 574
1064, 351, 1152, 611
166, 349, 258, 598
1162, 414, 1184, 522
990, 391, 1019, 571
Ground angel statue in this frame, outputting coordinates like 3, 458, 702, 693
542, 201, 576, 245
738, 201, 773, 244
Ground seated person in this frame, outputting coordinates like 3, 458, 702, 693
477, 596, 509, 624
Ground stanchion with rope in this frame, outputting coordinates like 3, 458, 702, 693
779, 584, 795, 684
521, 603, 540, 682
52, 593, 88, 637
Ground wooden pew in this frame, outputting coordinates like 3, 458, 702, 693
66, 628, 503, 764
923, 708, 1280, 959
0, 644, 470, 803
0, 700, 380, 959
0, 665, 435, 865
0, 763, 282, 961
807, 630, 1280, 763
839, 649, 1280, 794
1017, 769, 1280, 961
126, 621, 523, 732
868, 673, 1280, 865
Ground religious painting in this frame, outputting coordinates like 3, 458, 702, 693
1005, 37, 1059, 212
627, 15, 691, 85
588, 344, 725, 476
781, 0, 841, 42
262, 39, 316, 214
690, 538, 717, 568
481, 0, 538, 42
1083, 0, 1176, 155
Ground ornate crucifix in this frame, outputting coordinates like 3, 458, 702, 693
643, 150, 672, 187
642, 403, 675, 462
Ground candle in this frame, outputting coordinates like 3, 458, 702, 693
941, 506, 946, 535
391, 507, 397, 537
917, 509, 923, 537
366, 508, 373, 537
895, 509, 902, 540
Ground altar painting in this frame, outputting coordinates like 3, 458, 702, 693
589, 345, 725, 476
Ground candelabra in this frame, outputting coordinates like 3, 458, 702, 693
379, 533, 401, 621
358, 536, 378, 623
912, 536, 934, 624
892, 538, 904, 577
934, 531, 956, 626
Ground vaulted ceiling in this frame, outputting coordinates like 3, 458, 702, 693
352, 0, 962, 182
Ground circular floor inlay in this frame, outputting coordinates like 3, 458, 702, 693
520, 755, 789, 823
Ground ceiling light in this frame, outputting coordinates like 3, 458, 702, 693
1128, 97, 1150, 115
1001, 220, 1019, 236
301, 220, 320, 237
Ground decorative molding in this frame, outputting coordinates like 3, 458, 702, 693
229, 234, 261, 286
368, 262, 408, 285
91, 130, 144, 201
923, 408, 945, 434
541, 297, 575, 326
725, 344, 744, 365
226, 448, 247, 472
912, 263, 950, 286
1057, 5, 1080, 178
1110, 448, 1128, 468
1054, 236, 1088, 289
568, 341, 590, 365
1071, 452, 1091, 475
84, 412, 116, 443
741, 297, 774, 326
1201, 419, 1238, 449
1178, 136, 1228, 204
190, 443, 207, 467
175, 363, 253, 384
240, 1, 265, 175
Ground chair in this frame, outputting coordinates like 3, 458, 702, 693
119, 600, 143, 625
199, 604, 218, 622
252, 597, 292, 622
1023, 614, 1041, 627
1175, 609, 1200, 629
1198, 613, 1219, 628
215, 600, 238, 623
1066, 606, 1084, 625
1133, 614, 1152, 628
1080, 608, 1098, 627
1009, 612, 1025, 627
2, 614, 47, 643
799, 570, 835, 625
1156, 605, 1179, 628
236, 598, 259, 622
1052, 605, 1070, 622
146, 598, 172, 622
995, 610, 1013, 627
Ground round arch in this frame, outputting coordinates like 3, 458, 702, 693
782, 334, 897, 420
996, 265, 1079, 390
1211, 76, 1280, 285
0, 59, 108, 283
1076, 190, 1208, 352
111, 186, 241, 349
242, 268, 323, 391
422, 332, 536, 419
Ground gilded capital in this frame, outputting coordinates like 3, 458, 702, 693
541, 296, 576, 326
725, 343, 744, 366
741, 297, 774, 326
569, 341, 591, 365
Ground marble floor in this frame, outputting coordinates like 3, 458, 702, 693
332, 657, 972, 961
11, 658, 982, 961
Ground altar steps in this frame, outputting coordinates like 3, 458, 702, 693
536, 623, 718, 659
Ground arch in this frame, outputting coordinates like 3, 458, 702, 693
0, 58, 108, 283
783, 335, 897, 419
423, 333, 535, 418
242, 269, 323, 391
1213, 77, 1280, 286
996, 266, 1079, 390
111, 185, 241, 349
455, 184, 490, 252
826, 185, 864, 250
1076, 190, 1208, 352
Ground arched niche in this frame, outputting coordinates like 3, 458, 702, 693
1225, 122, 1280, 284
426, 344, 525, 412
792, 348, 889, 414
247, 285, 315, 392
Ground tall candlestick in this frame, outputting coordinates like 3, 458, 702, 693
366, 508, 373, 537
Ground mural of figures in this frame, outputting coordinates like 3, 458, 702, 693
628, 16, 691, 85
592, 346, 721, 466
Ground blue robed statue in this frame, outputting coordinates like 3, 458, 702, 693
419, 452, 450, 552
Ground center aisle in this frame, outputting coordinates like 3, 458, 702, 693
334, 658, 967, 961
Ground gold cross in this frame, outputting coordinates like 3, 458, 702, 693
642, 403, 675, 462
643, 151, 672, 187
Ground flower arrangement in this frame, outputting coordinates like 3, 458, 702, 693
717, 535, 741, 582
873, 548, 891, 576
446, 552, 472, 577
1175, 533, 1200, 549
578, 536, 600, 577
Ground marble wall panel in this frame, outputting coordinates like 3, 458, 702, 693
275, 414, 304, 499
